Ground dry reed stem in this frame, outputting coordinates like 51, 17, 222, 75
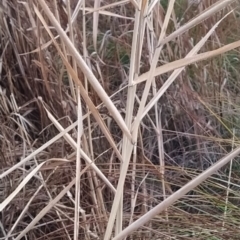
113, 143, 240, 239
37, 0, 132, 141
34, 4, 124, 163
103, 1, 142, 238
0, 120, 78, 179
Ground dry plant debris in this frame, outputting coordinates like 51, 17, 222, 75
1, 0, 240, 239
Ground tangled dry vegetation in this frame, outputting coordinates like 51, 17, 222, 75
1, 0, 240, 239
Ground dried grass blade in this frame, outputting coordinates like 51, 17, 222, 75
0, 120, 78, 179
14, 178, 76, 240
159, 0, 235, 46
93, 0, 100, 50
84, 0, 129, 14
132, 0, 175, 139
5, 170, 56, 239
5, 185, 43, 239
104, 1, 148, 238
66, 0, 77, 100
3, 17, 31, 90
70, 0, 83, 25
14, 155, 102, 240
113, 145, 240, 240
0, 162, 44, 211
84, 8, 134, 20
44, 106, 116, 193
0, 159, 68, 211
37, 0, 131, 140
129, 0, 139, 10
140, 11, 232, 120
135, 39, 240, 85
147, 0, 160, 15
34, 4, 124, 162
74, 88, 83, 240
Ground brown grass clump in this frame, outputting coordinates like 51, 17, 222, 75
1, 0, 240, 239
